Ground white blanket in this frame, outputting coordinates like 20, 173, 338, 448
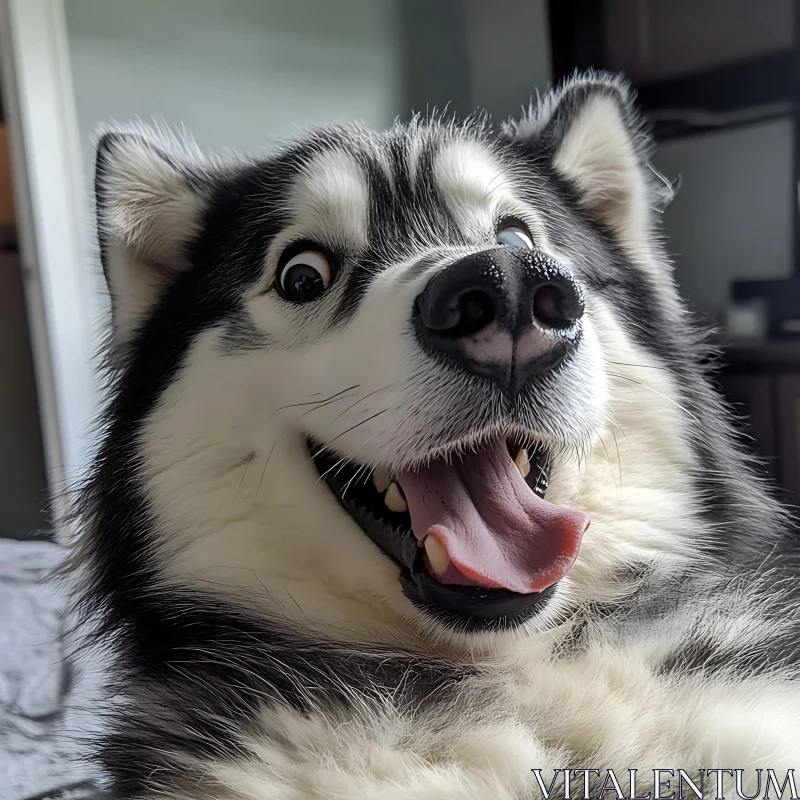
0, 539, 101, 800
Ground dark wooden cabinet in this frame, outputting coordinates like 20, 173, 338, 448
777, 374, 800, 504
719, 342, 800, 509
721, 373, 777, 477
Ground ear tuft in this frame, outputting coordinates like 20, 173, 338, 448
94, 125, 212, 349
95, 127, 209, 270
506, 71, 674, 258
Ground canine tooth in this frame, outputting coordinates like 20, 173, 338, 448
424, 536, 450, 576
514, 447, 531, 478
384, 482, 408, 513
372, 469, 391, 494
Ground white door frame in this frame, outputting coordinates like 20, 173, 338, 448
0, 0, 99, 532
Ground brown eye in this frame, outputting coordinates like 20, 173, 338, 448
496, 225, 534, 250
278, 251, 332, 303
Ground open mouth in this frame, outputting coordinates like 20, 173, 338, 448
310, 435, 589, 631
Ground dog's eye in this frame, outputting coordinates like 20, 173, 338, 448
496, 225, 534, 250
278, 251, 332, 303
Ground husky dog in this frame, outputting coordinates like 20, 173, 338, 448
71, 73, 800, 799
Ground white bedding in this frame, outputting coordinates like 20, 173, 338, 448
0, 539, 101, 800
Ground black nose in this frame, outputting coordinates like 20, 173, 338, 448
414, 247, 584, 394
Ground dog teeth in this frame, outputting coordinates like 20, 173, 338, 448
384, 482, 408, 513
372, 469, 392, 494
424, 536, 450, 576
514, 447, 531, 478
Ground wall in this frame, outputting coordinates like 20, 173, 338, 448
400, 0, 551, 123
64, 0, 403, 173
655, 119, 794, 319
467, 0, 551, 120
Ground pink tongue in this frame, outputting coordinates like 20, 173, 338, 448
397, 438, 589, 594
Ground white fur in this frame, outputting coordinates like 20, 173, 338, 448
287, 148, 370, 252
434, 138, 552, 250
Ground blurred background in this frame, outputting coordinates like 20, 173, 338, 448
0, 1, 799, 797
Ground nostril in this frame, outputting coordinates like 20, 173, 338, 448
532, 285, 567, 328
457, 290, 496, 335
532, 283, 583, 329
433, 289, 497, 338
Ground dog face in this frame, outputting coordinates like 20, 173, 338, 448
88, 74, 714, 647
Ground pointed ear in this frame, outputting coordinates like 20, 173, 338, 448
94, 128, 211, 349
506, 72, 673, 259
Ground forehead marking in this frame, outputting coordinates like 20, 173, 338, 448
371, 144, 396, 193
289, 148, 369, 250
433, 139, 514, 239
406, 132, 426, 189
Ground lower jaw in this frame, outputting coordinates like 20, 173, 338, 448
402, 549, 557, 632
309, 438, 559, 632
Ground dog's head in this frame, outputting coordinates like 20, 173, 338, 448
85, 73, 750, 647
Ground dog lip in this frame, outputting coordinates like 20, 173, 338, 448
403, 550, 557, 629
307, 437, 559, 629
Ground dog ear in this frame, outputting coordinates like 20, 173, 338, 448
94, 128, 211, 350
506, 72, 673, 258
